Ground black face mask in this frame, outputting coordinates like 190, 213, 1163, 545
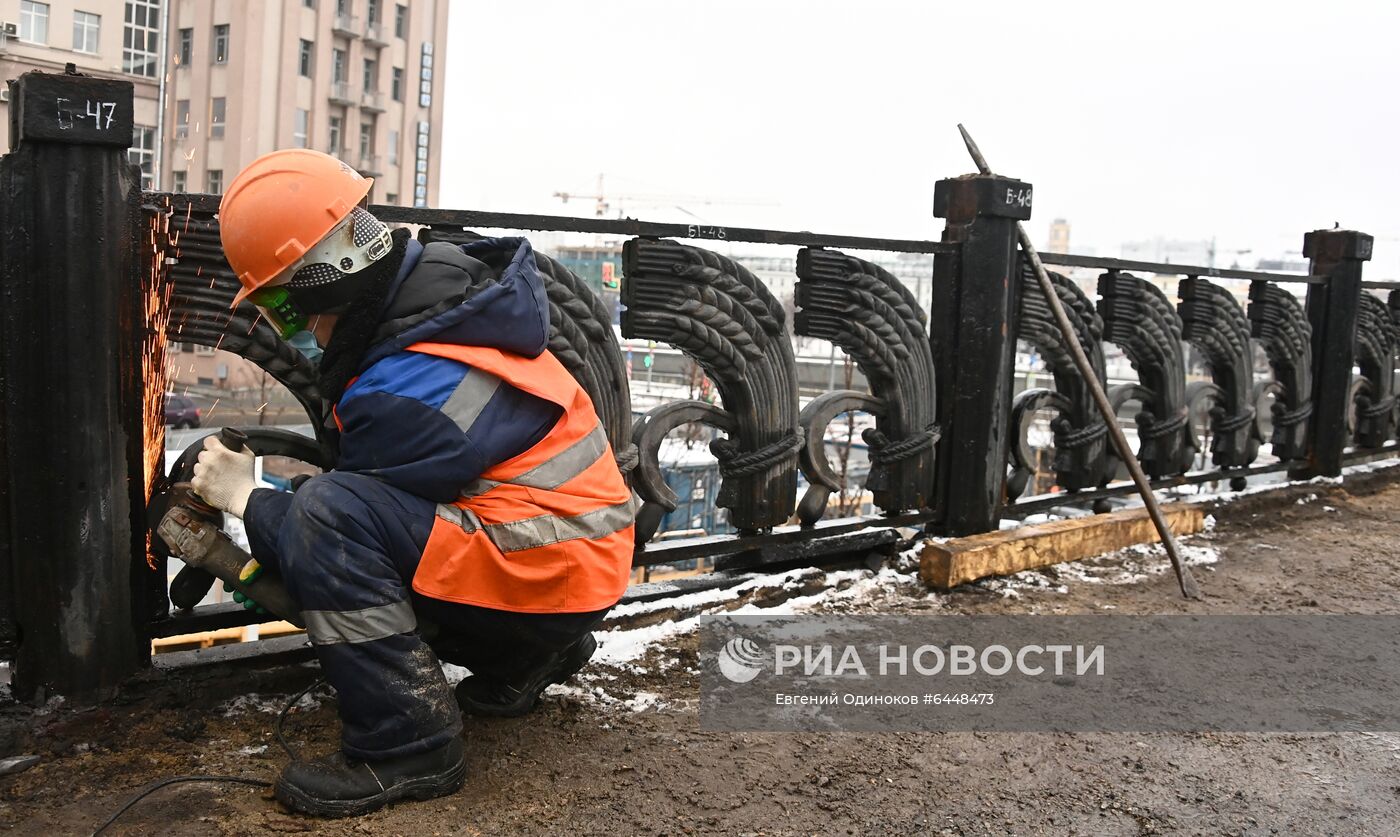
315, 228, 412, 408
285, 258, 388, 315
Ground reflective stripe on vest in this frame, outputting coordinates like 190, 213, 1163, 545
303, 600, 418, 646
440, 368, 501, 433
403, 342, 635, 613
437, 495, 638, 553
458, 422, 610, 498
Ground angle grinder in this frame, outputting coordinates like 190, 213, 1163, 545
156, 427, 304, 627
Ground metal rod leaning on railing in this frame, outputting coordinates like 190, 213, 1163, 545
956, 124, 1201, 600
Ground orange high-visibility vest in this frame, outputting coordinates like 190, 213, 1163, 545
406, 342, 636, 613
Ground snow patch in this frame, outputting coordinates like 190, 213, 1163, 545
974, 538, 1222, 596
219, 689, 323, 717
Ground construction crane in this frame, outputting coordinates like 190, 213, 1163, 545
553, 173, 774, 219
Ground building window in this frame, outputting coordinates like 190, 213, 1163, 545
293, 108, 309, 148
207, 169, 224, 195
388, 129, 398, 165
209, 97, 226, 139
72, 11, 100, 53
19, 2, 48, 44
332, 48, 346, 83
359, 120, 374, 158
363, 57, 377, 92
391, 67, 403, 101
328, 114, 342, 153
123, 0, 159, 77
304, 0, 315, 6
193, 344, 216, 356
177, 27, 192, 67
394, 4, 407, 37
129, 125, 155, 190
298, 39, 314, 77
386, 193, 397, 204
175, 99, 189, 139
367, 0, 380, 24
336, 0, 348, 14
212, 23, 229, 64
171, 170, 186, 192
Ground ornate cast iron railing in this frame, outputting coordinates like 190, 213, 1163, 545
1, 70, 1394, 702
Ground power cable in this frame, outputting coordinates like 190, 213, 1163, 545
89, 678, 328, 836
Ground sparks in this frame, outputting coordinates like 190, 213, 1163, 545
140, 199, 175, 567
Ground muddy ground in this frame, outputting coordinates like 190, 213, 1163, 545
4, 467, 1400, 835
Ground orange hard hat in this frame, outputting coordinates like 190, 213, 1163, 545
219, 149, 374, 306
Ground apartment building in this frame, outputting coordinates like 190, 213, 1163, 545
164, 0, 447, 206
0, 0, 447, 203
0, 0, 164, 184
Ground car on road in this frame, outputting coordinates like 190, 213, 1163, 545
164, 394, 202, 429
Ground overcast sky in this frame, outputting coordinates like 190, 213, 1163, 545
441, 0, 1400, 276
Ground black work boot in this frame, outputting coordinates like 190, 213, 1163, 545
274, 737, 466, 818
455, 633, 597, 717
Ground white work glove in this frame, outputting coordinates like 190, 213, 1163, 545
191, 436, 258, 519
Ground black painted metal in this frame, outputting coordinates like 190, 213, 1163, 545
629, 400, 735, 545
1097, 271, 1194, 478
1012, 459, 1303, 514
1040, 252, 1327, 285
1300, 229, 1372, 476
159, 192, 959, 256
1012, 264, 1110, 494
1178, 277, 1260, 468
0, 71, 143, 702
375, 205, 960, 255
622, 238, 800, 533
793, 247, 938, 518
795, 391, 886, 525
1247, 281, 1313, 460
929, 174, 1032, 535
1351, 292, 1397, 448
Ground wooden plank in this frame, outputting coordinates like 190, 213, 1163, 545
919, 504, 1205, 590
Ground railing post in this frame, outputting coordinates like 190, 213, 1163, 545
928, 174, 1033, 535
1297, 229, 1372, 478
0, 69, 143, 703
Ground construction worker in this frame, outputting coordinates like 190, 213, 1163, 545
191, 149, 636, 817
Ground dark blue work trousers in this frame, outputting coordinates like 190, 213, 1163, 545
244, 472, 610, 761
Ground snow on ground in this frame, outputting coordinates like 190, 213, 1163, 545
974, 539, 1222, 600
218, 687, 326, 717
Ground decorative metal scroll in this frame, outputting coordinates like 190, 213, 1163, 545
1012, 264, 1110, 495
622, 238, 800, 533
1178, 277, 1260, 468
792, 248, 937, 520
1247, 281, 1312, 460
1351, 292, 1397, 448
418, 228, 635, 471
629, 401, 735, 543
1098, 270, 1194, 478
152, 197, 326, 432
